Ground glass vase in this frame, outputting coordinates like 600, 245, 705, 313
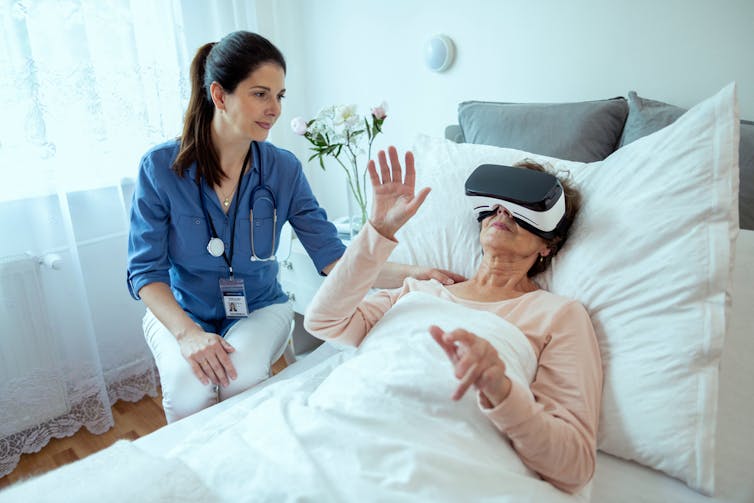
346, 187, 368, 240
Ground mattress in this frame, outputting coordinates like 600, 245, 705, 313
136, 230, 754, 502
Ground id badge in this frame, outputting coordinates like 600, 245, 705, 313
219, 278, 249, 318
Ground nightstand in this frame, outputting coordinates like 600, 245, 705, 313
278, 224, 351, 314
277, 225, 349, 355
278, 237, 327, 315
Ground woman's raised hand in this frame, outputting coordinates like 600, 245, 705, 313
368, 146, 431, 240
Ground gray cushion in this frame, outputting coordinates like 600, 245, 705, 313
740, 120, 754, 230
444, 124, 465, 143
458, 98, 628, 163
620, 91, 754, 230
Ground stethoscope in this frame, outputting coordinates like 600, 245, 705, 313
198, 141, 277, 271
249, 147, 277, 262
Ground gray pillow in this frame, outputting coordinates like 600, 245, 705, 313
740, 120, 754, 230
458, 98, 628, 163
620, 91, 754, 230
444, 124, 465, 143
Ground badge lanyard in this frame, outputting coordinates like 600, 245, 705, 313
198, 141, 256, 318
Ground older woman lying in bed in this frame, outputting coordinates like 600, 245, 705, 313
305, 146, 602, 494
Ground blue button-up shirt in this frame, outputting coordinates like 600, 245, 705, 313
127, 139, 345, 335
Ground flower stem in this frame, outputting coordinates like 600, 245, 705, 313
344, 143, 368, 226
333, 154, 366, 226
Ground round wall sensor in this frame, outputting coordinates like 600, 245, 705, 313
424, 34, 455, 72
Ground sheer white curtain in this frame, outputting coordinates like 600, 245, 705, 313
0, 0, 257, 477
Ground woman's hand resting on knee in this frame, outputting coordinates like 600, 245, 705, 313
177, 327, 237, 387
138, 283, 239, 389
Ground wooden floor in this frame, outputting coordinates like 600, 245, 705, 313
0, 390, 166, 490
0, 356, 288, 490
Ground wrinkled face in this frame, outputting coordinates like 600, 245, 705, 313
479, 205, 550, 260
214, 62, 286, 142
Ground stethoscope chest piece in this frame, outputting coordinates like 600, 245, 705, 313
207, 237, 225, 258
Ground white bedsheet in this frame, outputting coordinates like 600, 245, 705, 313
166, 292, 585, 502
0, 292, 586, 502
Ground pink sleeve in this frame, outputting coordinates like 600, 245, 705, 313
481, 300, 603, 494
303, 222, 403, 346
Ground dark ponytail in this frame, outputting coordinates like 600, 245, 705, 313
172, 32, 286, 187
174, 42, 218, 185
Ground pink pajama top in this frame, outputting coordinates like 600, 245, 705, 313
304, 222, 603, 494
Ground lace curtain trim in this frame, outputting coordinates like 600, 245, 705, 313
0, 366, 158, 479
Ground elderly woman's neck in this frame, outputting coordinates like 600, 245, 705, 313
472, 256, 539, 293
444, 255, 540, 302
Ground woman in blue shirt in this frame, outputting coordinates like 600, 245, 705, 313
127, 31, 462, 423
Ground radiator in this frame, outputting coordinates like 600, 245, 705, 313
0, 254, 69, 437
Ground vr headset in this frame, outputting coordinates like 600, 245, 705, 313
465, 164, 567, 240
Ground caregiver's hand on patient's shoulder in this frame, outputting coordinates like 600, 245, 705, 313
368, 146, 431, 240
429, 325, 513, 408
177, 327, 237, 388
410, 266, 466, 285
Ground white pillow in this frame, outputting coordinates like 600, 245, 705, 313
390, 83, 740, 495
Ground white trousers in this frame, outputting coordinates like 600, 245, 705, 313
143, 301, 294, 423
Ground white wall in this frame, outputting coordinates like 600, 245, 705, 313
262, 0, 754, 218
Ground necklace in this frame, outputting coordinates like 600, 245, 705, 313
218, 149, 249, 208
219, 185, 237, 208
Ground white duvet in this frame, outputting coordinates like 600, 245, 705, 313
1, 292, 588, 503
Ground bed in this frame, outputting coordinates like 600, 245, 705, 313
1, 84, 752, 502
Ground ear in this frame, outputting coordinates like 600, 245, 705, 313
539, 246, 552, 258
209, 81, 226, 111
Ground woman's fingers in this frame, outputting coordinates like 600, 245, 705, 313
216, 345, 237, 381
430, 326, 512, 405
403, 151, 416, 190
378, 149, 390, 184
189, 359, 210, 386
182, 332, 237, 387
442, 328, 476, 353
220, 337, 235, 353
417, 267, 460, 285
453, 362, 481, 401
388, 146, 402, 184
202, 339, 237, 386
367, 159, 380, 188
429, 325, 459, 363
405, 186, 431, 216
198, 358, 221, 386
208, 355, 229, 387
368, 146, 429, 238
371, 147, 416, 188
454, 336, 495, 380
435, 329, 506, 401
441, 270, 467, 283
432, 327, 482, 378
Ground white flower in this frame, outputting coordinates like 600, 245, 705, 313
333, 104, 358, 127
290, 116, 308, 135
